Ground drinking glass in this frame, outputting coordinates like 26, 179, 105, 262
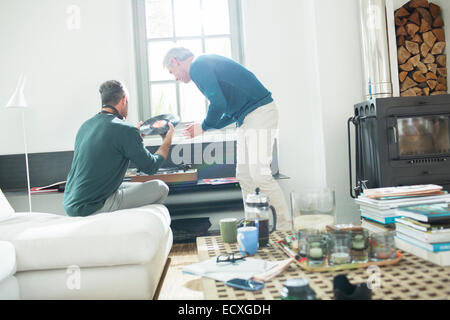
328, 231, 352, 266
291, 188, 335, 256
290, 188, 336, 233
305, 230, 328, 266
369, 231, 397, 261
350, 229, 369, 263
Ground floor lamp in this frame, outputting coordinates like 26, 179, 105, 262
5, 75, 32, 212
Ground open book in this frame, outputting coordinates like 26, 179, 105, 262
182, 257, 293, 282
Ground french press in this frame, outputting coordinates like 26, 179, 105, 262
243, 188, 277, 247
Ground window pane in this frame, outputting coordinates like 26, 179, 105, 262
174, 0, 202, 37
148, 41, 176, 81
179, 82, 206, 122
204, 37, 231, 58
203, 0, 230, 35
151, 83, 178, 117
146, 0, 173, 39
175, 39, 203, 57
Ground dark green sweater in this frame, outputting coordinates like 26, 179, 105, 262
63, 113, 164, 217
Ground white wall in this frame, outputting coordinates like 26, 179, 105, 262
242, 0, 363, 223
241, 0, 327, 190
0, 0, 139, 155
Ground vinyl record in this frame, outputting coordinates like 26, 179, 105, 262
140, 113, 180, 136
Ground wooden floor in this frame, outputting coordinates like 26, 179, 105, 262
158, 242, 204, 300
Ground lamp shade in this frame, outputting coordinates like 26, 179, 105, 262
5, 75, 27, 108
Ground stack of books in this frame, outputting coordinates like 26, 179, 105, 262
356, 185, 449, 233
395, 203, 450, 266
355, 184, 450, 266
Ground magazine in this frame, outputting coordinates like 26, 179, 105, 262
363, 184, 443, 199
30, 181, 66, 194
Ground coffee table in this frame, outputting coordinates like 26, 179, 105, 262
196, 231, 450, 300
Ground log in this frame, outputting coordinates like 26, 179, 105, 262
409, 0, 429, 9
396, 16, 408, 26
438, 77, 447, 85
438, 67, 447, 77
436, 83, 447, 91
417, 61, 428, 73
426, 72, 438, 80
428, 63, 437, 74
431, 91, 447, 95
398, 46, 412, 64
413, 87, 424, 96
405, 40, 420, 55
436, 55, 446, 67
401, 88, 417, 96
397, 35, 406, 47
408, 10, 420, 25
395, 7, 410, 18
433, 28, 445, 42
423, 87, 430, 96
406, 23, 420, 37
417, 8, 433, 25
412, 34, 423, 43
433, 16, 444, 28
420, 18, 432, 33
408, 54, 421, 66
418, 82, 428, 89
399, 71, 408, 82
401, 76, 418, 92
431, 41, 446, 55
413, 70, 427, 83
423, 31, 437, 48
423, 53, 435, 64
400, 62, 415, 71
397, 26, 407, 37
429, 3, 441, 19
427, 79, 438, 90
420, 42, 431, 57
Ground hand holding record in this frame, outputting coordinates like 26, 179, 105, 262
139, 113, 180, 136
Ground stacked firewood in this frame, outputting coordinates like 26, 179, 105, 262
395, 0, 447, 96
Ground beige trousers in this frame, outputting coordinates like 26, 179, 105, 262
236, 102, 290, 230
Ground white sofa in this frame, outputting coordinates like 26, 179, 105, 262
0, 189, 173, 300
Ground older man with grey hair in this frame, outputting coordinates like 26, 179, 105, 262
63, 80, 174, 217
163, 47, 291, 231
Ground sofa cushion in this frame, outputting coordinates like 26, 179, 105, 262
0, 204, 171, 272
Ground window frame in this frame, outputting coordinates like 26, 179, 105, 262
132, 0, 244, 124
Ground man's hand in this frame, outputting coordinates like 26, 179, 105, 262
155, 122, 175, 161
183, 122, 204, 139
137, 121, 144, 138
161, 122, 175, 143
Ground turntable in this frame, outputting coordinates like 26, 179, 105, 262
125, 163, 197, 185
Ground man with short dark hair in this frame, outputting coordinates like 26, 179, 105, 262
63, 80, 174, 217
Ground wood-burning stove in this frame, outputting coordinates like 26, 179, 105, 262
348, 94, 450, 198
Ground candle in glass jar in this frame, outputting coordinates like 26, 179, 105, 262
309, 247, 323, 259
352, 235, 365, 250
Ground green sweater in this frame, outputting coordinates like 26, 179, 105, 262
63, 113, 164, 217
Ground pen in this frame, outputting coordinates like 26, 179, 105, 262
279, 241, 300, 260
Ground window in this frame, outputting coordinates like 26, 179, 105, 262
133, 0, 244, 123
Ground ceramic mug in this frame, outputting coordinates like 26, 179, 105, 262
220, 218, 238, 243
237, 226, 259, 256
